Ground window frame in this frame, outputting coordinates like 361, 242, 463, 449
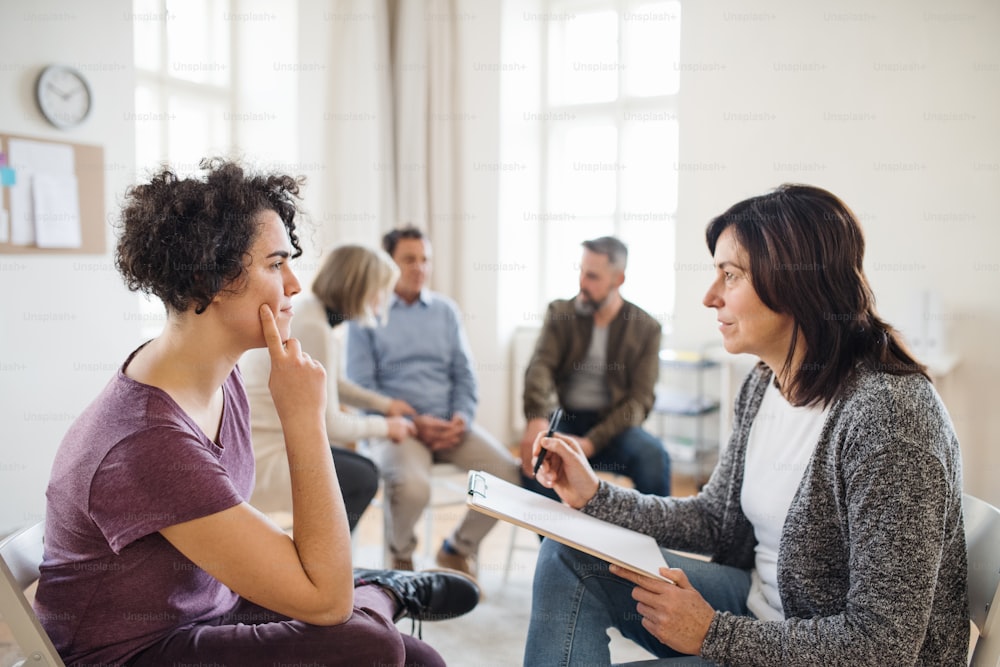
533, 0, 681, 326
131, 0, 238, 336
132, 0, 236, 176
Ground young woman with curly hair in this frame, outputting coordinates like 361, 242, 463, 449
34, 159, 477, 667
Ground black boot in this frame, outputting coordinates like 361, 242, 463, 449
353, 568, 480, 622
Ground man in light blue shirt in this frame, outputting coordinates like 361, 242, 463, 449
347, 226, 519, 575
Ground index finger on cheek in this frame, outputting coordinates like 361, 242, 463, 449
259, 305, 285, 355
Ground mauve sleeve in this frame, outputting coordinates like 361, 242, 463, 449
89, 428, 244, 553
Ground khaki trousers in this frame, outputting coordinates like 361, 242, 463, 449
367, 422, 520, 559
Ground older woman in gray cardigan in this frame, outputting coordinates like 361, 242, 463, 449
524, 184, 967, 666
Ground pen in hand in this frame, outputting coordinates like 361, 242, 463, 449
533, 408, 563, 477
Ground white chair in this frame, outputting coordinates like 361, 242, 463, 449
0, 521, 66, 667
965, 493, 1000, 666
361, 461, 470, 568
418, 462, 470, 563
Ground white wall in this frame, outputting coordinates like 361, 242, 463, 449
0, 0, 139, 534
672, 1, 1000, 505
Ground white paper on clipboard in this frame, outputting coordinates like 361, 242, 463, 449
466, 470, 671, 581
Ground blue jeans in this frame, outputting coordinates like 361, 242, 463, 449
522, 410, 672, 498
524, 540, 752, 667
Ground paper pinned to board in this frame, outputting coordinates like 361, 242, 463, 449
7, 139, 79, 247
32, 172, 81, 248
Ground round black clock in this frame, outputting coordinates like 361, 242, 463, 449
35, 64, 93, 129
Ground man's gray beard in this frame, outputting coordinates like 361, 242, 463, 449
573, 293, 601, 316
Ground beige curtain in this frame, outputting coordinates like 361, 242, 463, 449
323, 0, 463, 296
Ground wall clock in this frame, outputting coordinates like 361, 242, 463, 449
35, 64, 93, 129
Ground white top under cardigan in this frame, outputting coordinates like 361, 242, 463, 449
580, 364, 968, 665
240, 293, 394, 514
741, 379, 829, 621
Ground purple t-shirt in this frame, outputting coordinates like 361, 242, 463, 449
34, 349, 255, 667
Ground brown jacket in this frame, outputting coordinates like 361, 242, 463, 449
522, 298, 661, 452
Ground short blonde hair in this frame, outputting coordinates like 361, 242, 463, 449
311, 244, 399, 327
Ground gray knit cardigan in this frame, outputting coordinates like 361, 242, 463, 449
582, 363, 968, 666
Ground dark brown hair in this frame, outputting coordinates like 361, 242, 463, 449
706, 184, 927, 406
381, 225, 425, 258
115, 158, 304, 314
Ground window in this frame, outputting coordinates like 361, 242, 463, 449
499, 0, 681, 334
132, 0, 234, 176
131, 0, 236, 336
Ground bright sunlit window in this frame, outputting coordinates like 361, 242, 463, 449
131, 0, 236, 336
132, 0, 234, 176
500, 0, 681, 333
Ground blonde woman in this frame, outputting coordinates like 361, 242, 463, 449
242, 245, 417, 530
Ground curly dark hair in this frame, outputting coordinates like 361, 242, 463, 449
115, 158, 304, 314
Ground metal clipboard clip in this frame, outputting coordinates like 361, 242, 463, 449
467, 471, 488, 499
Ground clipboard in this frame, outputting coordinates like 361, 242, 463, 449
467, 470, 671, 582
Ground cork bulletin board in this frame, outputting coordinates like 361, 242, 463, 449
0, 132, 105, 254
